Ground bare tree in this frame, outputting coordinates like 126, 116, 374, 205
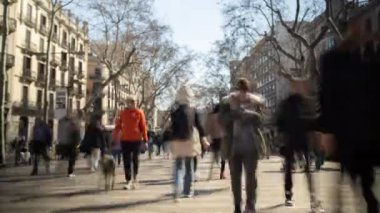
81, 0, 153, 113
222, 0, 348, 79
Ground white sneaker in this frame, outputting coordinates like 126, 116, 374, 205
285, 199, 294, 207
131, 180, 138, 190
68, 173, 75, 178
123, 182, 132, 190
90, 167, 96, 173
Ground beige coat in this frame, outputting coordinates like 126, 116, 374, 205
170, 127, 201, 158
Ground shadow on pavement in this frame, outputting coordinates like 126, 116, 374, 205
0, 174, 67, 183
11, 189, 104, 203
51, 197, 172, 213
258, 203, 284, 211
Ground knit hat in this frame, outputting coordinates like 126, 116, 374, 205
175, 85, 194, 105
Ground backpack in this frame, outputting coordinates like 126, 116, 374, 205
170, 105, 194, 140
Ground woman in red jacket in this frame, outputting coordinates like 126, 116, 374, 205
115, 96, 148, 190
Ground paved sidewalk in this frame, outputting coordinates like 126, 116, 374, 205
0, 155, 376, 213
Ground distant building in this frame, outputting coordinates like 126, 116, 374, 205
1, 0, 89, 143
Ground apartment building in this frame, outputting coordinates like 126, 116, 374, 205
87, 55, 131, 125
1, 0, 89, 143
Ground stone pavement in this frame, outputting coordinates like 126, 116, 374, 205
0, 154, 377, 213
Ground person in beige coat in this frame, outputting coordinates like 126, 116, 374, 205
168, 85, 209, 201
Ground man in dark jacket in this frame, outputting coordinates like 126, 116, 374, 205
31, 118, 52, 176
319, 20, 379, 213
276, 80, 320, 210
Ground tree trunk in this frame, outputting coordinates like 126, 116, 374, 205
0, 0, 9, 165
42, 12, 56, 122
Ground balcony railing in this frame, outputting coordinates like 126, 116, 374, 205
60, 64, 68, 71
22, 42, 38, 53
0, 53, 15, 69
39, 25, 49, 36
12, 101, 39, 116
0, 16, 17, 33
36, 54, 47, 62
35, 74, 46, 87
20, 69, 35, 83
23, 16, 35, 28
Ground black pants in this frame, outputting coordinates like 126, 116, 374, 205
31, 144, 50, 174
121, 142, 141, 182
283, 146, 313, 200
67, 145, 78, 175
193, 156, 198, 173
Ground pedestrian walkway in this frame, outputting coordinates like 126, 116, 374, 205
0, 155, 375, 213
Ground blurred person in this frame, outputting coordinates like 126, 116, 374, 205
220, 78, 264, 213
82, 118, 106, 172
115, 95, 148, 190
206, 104, 227, 180
111, 129, 122, 166
319, 19, 380, 213
169, 85, 209, 201
30, 118, 52, 176
147, 129, 156, 160
276, 80, 321, 210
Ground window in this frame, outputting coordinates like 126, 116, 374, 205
95, 68, 101, 77
80, 44, 84, 52
71, 38, 76, 51
39, 38, 44, 52
50, 68, 56, 82
61, 72, 65, 86
49, 93, 54, 108
69, 57, 75, 71
61, 52, 67, 65
76, 100, 80, 110
37, 90, 43, 108
25, 30, 31, 47
62, 31, 67, 45
23, 56, 32, 75
38, 63, 44, 80
78, 62, 82, 73
22, 86, 29, 104
69, 98, 73, 111
54, 24, 58, 34
40, 15, 47, 29
26, 4, 33, 20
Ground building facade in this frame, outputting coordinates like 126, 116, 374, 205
1, 0, 89, 144
87, 54, 131, 125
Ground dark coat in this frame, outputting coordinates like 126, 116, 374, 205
81, 125, 106, 154
318, 41, 380, 168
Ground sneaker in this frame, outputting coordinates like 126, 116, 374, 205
90, 167, 96, 173
220, 173, 226, 180
123, 182, 132, 190
68, 173, 75, 178
181, 193, 194, 198
285, 199, 294, 207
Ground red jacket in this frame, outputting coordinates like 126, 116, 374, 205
115, 108, 148, 142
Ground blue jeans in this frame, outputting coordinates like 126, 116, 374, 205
174, 157, 194, 197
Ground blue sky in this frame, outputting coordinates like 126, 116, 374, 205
153, 0, 224, 54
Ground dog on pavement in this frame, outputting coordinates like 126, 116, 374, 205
99, 154, 116, 191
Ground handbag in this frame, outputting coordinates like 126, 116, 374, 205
140, 142, 148, 154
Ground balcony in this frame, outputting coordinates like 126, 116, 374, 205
21, 42, 38, 54
0, 16, 17, 33
50, 56, 61, 67
49, 79, 56, 90
35, 74, 46, 88
36, 54, 47, 62
60, 64, 68, 71
23, 16, 35, 28
19, 69, 35, 84
39, 25, 49, 36
0, 53, 15, 69
12, 101, 39, 116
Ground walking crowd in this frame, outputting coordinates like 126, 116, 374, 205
8, 20, 380, 213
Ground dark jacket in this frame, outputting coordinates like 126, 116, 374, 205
318, 42, 380, 166
276, 94, 313, 151
32, 122, 52, 147
170, 104, 205, 140
82, 125, 106, 153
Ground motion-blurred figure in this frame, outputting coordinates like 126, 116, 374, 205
319, 19, 380, 213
